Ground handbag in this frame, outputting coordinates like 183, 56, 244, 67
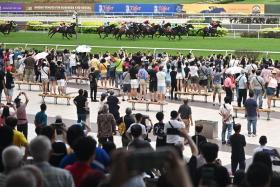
118, 117, 126, 136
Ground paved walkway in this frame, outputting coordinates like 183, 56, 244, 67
13, 82, 280, 171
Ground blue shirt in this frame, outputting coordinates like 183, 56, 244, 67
59, 147, 110, 173
245, 98, 257, 117
35, 111, 47, 126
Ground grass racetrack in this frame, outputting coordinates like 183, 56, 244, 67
1, 32, 280, 59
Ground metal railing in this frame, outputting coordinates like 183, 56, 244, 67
2, 42, 280, 57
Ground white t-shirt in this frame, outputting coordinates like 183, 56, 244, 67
41, 66, 49, 79
189, 65, 198, 77
69, 54, 76, 67
156, 71, 166, 87
219, 103, 233, 123
126, 123, 147, 136
236, 74, 247, 89
164, 119, 184, 144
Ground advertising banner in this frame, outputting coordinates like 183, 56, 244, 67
94, 4, 184, 15
182, 4, 264, 14
0, 3, 23, 12
24, 3, 92, 12
265, 4, 280, 14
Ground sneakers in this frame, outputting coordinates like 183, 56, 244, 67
248, 133, 251, 137
222, 141, 226, 145
252, 134, 257, 137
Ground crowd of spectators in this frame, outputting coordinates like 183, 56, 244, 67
0, 44, 280, 187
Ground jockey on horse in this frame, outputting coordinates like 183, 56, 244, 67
57, 22, 67, 32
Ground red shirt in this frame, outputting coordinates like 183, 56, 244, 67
65, 162, 103, 187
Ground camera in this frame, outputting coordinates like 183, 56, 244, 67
166, 128, 181, 135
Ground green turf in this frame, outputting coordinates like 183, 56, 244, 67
1, 32, 280, 58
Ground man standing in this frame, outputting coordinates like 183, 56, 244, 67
244, 90, 259, 137
30, 136, 75, 187
34, 103, 48, 135
0, 65, 5, 104
88, 67, 99, 102
23, 53, 35, 83
15, 92, 29, 139
223, 73, 235, 103
164, 111, 185, 146
156, 66, 166, 102
178, 99, 193, 133
113, 55, 123, 89
137, 64, 148, 100
236, 70, 248, 107
219, 97, 233, 144
229, 124, 246, 175
250, 70, 265, 109
74, 89, 87, 123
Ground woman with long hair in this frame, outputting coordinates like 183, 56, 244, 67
0, 105, 16, 126
83, 90, 90, 129
267, 71, 278, 108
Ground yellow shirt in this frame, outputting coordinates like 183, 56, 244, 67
99, 62, 108, 74
13, 129, 28, 147
90, 58, 100, 70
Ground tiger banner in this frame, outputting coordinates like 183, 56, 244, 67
182, 4, 264, 15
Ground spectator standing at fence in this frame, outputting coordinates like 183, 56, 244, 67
88, 67, 99, 102
267, 71, 278, 109
41, 61, 49, 94
157, 66, 166, 102
212, 67, 223, 106
23, 53, 35, 83
178, 99, 193, 133
250, 70, 265, 109
224, 73, 235, 103
49, 60, 57, 95
113, 54, 123, 89
56, 61, 67, 95
198, 62, 208, 94
219, 96, 233, 144
188, 61, 199, 93
122, 67, 131, 101
230, 124, 246, 175
99, 58, 108, 88
275, 66, 280, 97
14, 92, 29, 139
148, 64, 158, 102
129, 62, 138, 100
170, 66, 177, 100
236, 70, 248, 107
69, 51, 77, 76
138, 64, 148, 100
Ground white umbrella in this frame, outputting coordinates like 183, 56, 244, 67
35, 52, 49, 60
76, 45, 91, 53
225, 66, 245, 74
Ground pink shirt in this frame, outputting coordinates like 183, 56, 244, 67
268, 77, 278, 88
16, 103, 28, 125
224, 77, 234, 89
261, 69, 271, 83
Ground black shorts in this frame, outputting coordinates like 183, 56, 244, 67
81, 63, 89, 70
149, 81, 157, 92
199, 79, 208, 86
123, 84, 131, 92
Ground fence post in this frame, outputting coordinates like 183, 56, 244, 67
55, 45, 58, 50
25, 44, 28, 49
257, 31, 260, 40
153, 48, 157, 57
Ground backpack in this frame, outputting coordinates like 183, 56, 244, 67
118, 117, 126, 136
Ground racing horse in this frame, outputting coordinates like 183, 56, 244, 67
197, 22, 222, 38
116, 23, 140, 40
168, 24, 194, 39
0, 21, 17, 35
139, 24, 160, 39
48, 23, 77, 39
97, 24, 117, 39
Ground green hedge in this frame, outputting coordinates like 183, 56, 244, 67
241, 27, 280, 38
